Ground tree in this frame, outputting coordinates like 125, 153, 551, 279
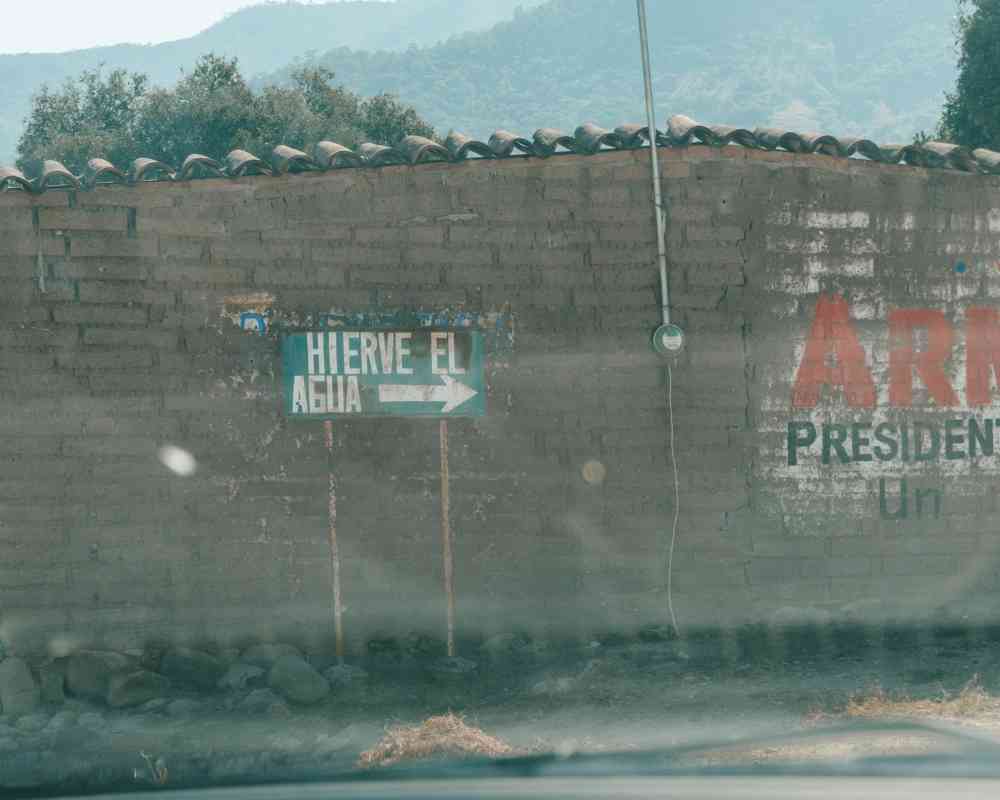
133, 55, 259, 166
17, 67, 147, 173
293, 66, 361, 125
17, 54, 436, 173
939, 0, 1000, 149
360, 92, 436, 147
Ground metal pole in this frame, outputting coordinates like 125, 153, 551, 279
637, 0, 670, 326
324, 420, 345, 662
638, 0, 682, 637
439, 419, 456, 658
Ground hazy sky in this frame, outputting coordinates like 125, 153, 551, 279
1, 0, 341, 54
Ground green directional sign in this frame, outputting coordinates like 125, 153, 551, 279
281, 329, 485, 418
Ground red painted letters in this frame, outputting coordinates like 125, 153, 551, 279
792, 294, 876, 408
888, 309, 959, 408
793, 295, 1000, 408
967, 307, 1000, 406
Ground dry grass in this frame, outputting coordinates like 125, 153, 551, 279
689, 734, 941, 768
701, 677, 1000, 768
807, 675, 1000, 726
358, 713, 516, 769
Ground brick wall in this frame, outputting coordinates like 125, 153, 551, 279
1, 146, 997, 654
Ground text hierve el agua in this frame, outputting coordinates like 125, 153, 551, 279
283, 330, 484, 417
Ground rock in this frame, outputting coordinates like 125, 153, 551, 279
323, 663, 368, 689
594, 632, 630, 649
37, 663, 65, 705
623, 642, 684, 670
268, 656, 330, 705
481, 633, 526, 657
166, 699, 201, 718
139, 641, 170, 673
219, 648, 241, 666
138, 698, 169, 714
65, 651, 131, 701
0, 658, 40, 714
404, 633, 446, 660
45, 710, 77, 733
528, 675, 576, 697
674, 637, 725, 666
160, 648, 226, 691
307, 652, 340, 673
217, 663, 265, 692
638, 624, 677, 643
366, 636, 403, 667
429, 656, 477, 675
241, 643, 302, 669
77, 712, 104, 730
106, 670, 170, 709
481, 634, 547, 662
15, 713, 48, 732
57, 700, 85, 715
239, 688, 290, 717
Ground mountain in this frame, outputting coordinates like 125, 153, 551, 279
0, 0, 548, 163
264, 0, 959, 144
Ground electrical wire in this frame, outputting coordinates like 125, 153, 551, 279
666, 362, 680, 636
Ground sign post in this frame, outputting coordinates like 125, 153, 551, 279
439, 419, 455, 658
323, 419, 345, 662
283, 327, 485, 658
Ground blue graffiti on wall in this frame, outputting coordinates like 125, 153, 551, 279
239, 312, 268, 335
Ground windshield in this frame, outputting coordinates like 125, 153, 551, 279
1, 0, 999, 796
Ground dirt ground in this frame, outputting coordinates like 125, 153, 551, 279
12, 628, 1000, 794
164, 631, 1000, 771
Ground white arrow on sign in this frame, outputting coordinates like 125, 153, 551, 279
378, 375, 478, 414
